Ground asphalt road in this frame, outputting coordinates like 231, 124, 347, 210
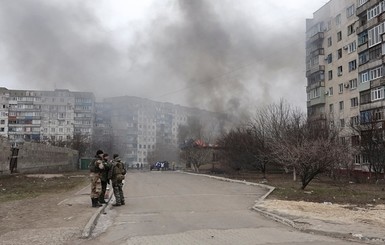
81, 171, 361, 245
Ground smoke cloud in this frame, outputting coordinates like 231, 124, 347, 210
0, 0, 310, 117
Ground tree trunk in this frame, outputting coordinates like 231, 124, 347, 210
293, 167, 297, 182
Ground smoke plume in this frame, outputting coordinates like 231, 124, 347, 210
0, 0, 307, 117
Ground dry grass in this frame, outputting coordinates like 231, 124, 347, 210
0, 171, 89, 203
204, 168, 385, 205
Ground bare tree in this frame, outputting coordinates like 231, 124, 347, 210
180, 140, 213, 172
270, 113, 352, 189
350, 111, 385, 181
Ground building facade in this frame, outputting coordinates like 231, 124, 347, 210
3, 88, 95, 144
307, 0, 385, 169
104, 96, 224, 167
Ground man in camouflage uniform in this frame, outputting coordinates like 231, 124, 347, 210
98, 153, 112, 204
89, 149, 105, 208
108, 154, 126, 206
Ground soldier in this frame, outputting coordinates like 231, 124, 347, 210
108, 154, 126, 206
89, 149, 104, 208
99, 153, 112, 204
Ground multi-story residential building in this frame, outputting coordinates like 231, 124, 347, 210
39, 89, 75, 142
104, 96, 224, 167
93, 102, 113, 153
3, 88, 95, 144
8, 89, 42, 142
306, 0, 359, 130
0, 88, 9, 137
73, 92, 95, 137
307, 0, 385, 169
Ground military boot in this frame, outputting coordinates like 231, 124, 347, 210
92, 198, 102, 207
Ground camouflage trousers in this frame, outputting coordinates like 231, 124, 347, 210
90, 172, 102, 198
113, 182, 125, 204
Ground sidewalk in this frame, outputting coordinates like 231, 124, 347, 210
0, 183, 112, 245
181, 172, 385, 244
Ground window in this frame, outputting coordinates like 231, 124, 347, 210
329, 104, 334, 113
374, 109, 384, 120
339, 101, 344, 110
349, 79, 357, 89
338, 66, 343, 76
358, 31, 368, 46
369, 45, 382, 60
337, 48, 342, 59
350, 116, 359, 126
347, 4, 355, 18
329, 87, 334, 96
337, 31, 342, 41
348, 60, 357, 72
335, 14, 341, 27
328, 70, 333, 80
348, 23, 355, 36
340, 119, 345, 128
351, 97, 359, 107
326, 53, 332, 63
360, 71, 369, 83
327, 37, 332, 47
0, 120, 4, 124
367, 1, 384, 20
358, 0, 368, 7
360, 111, 372, 123
368, 22, 385, 47
309, 87, 321, 99
370, 66, 382, 80
358, 51, 369, 65
339, 83, 344, 93
360, 90, 371, 104
371, 87, 385, 101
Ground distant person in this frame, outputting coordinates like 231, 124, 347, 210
109, 154, 126, 206
99, 153, 112, 204
89, 150, 104, 208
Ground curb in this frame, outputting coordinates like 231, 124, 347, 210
81, 187, 114, 239
177, 171, 385, 244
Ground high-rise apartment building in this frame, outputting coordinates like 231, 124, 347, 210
105, 96, 224, 167
0, 88, 9, 137
307, 0, 385, 168
3, 88, 95, 143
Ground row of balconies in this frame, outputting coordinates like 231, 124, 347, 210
357, 0, 380, 17
306, 32, 324, 45
306, 65, 325, 77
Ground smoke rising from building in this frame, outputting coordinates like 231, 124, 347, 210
0, 0, 315, 117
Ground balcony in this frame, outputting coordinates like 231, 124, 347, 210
306, 32, 324, 45
357, 42, 368, 54
306, 65, 325, 77
357, 1, 378, 16
360, 100, 385, 112
310, 48, 324, 56
358, 58, 382, 73
371, 77, 385, 88
306, 81, 325, 92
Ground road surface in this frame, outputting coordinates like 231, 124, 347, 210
80, 171, 360, 245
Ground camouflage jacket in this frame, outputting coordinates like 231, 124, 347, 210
108, 158, 126, 182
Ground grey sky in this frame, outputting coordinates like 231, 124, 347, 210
0, 0, 328, 114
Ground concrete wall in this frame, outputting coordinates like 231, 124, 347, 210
0, 137, 79, 174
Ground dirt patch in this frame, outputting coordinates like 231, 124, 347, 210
0, 171, 94, 244
26, 174, 64, 178
259, 200, 385, 226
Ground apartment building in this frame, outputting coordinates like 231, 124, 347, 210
307, 0, 385, 168
104, 96, 224, 167
0, 88, 9, 137
3, 88, 95, 143
40, 89, 75, 142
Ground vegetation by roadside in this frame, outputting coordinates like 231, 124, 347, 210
0, 171, 89, 203
205, 169, 385, 206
